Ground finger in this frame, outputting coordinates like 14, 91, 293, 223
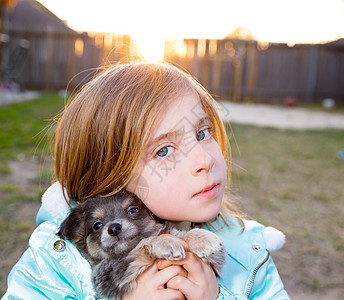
157, 250, 201, 271
159, 264, 187, 278
166, 253, 219, 299
167, 274, 219, 300
155, 265, 188, 288
159, 234, 190, 251
160, 252, 205, 276
159, 288, 186, 300
158, 259, 187, 271
166, 275, 197, 299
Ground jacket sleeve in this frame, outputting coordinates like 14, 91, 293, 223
2, 222, 96, 300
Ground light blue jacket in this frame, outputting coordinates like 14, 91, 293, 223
2, 183, 290, 299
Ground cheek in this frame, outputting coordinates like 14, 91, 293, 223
212, 143, 228, 176
126, 173, 150, 202
139, 182, 178, 218
129, 161, 177, 199
127, 176, 165, 216
219, 153, 228, 177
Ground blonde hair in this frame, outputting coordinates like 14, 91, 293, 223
55, 61, 240, 223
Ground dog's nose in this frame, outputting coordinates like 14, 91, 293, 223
108, 223, 122, 236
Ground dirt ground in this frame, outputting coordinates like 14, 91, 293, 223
217, 101, 344, 130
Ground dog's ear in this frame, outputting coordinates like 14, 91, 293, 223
57, 205, 85, 243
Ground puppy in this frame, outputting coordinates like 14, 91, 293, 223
58, 191, 226, 299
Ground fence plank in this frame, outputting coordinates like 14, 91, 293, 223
4, 30, 131, 90
3, 32, 344, 103
169, 38, 344, 103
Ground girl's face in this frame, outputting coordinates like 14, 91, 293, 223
126, 93, 227, 223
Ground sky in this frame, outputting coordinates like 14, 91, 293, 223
38, 0, 344, 60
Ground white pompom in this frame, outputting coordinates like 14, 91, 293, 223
41, 181, 70, 217
262, 227, 286, 252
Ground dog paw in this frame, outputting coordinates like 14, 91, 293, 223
147, 236, 186, 260
184, 228, 223, 258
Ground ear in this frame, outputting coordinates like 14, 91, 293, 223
57, 206, 85, 243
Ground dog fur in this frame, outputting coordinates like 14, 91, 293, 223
57, 191, 226, 299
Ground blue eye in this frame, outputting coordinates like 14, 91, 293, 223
93, 222, 103, 231
197, 128, 212, 141
156, 146, 174, 158
127, 207, 138, 215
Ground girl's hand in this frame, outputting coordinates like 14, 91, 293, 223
122, 260, 187, 300
158, 252, 219, 300
123, 233, 190, 300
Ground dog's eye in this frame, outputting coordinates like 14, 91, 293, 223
127, 207, 138, 215
93, 222, 103, 231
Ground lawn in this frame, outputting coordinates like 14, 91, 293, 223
0, 94, 343, 298
0, 93, 65, 162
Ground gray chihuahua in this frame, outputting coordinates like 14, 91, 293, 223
58, 191, 226, 300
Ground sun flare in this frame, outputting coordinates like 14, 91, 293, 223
38, 0, 344, 47
133, 35, 165, 62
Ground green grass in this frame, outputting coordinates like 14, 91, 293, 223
0, 93, 65, 163
0, 95, 344, 297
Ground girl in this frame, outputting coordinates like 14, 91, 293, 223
3, 61, 289, 299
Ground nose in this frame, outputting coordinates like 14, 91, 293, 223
190, 143, 214, 175
108, 223, 122, 236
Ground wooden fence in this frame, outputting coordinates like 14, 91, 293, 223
165, 39, 344, 103
3, 30, 131, 90
3, 31, 344, 103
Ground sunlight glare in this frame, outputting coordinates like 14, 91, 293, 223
38, 0, 344, 46
134, 34, 165, 62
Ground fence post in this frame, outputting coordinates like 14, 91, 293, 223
68, 33, 76, 86
201, 39, 210, 89
306, 45, 318, 103
190, 39, 198, 77
44, 29, 54, 90
232, 41, 245, 102
211, 40, 222, 97
246, 42, 258, 102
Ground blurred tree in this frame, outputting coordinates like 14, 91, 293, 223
224, 26, 255, 40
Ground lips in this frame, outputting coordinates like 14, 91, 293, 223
193, 184, 219, 199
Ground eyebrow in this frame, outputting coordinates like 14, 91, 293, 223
146, 129, 184, 152
146, 116, 211, 151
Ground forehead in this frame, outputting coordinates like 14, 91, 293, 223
151, 92, 208, 138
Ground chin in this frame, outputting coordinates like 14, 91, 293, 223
193, 209, 221, 223
207, 205, 222, 221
